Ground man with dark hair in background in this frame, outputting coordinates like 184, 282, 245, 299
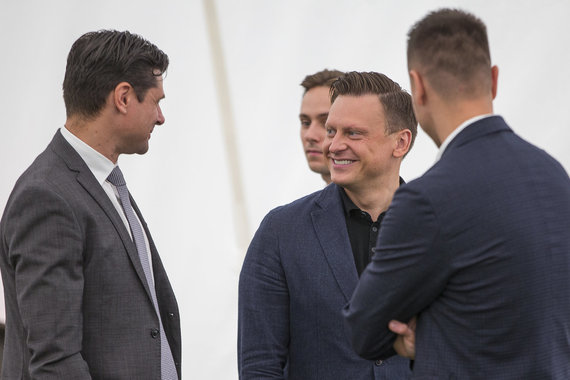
239, 71, 417, 379
344, 8, 570, 379
299, 69, 343, 184
0, 30, 181, 379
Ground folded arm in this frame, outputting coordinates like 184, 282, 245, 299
343, 185, 448, 360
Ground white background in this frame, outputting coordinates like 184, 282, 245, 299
1, 1, 569, 378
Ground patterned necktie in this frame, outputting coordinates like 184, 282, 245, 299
107, 166, 178, 380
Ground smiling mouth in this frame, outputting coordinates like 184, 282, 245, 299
333, 159, 354, 165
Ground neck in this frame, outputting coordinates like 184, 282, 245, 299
343, 173, 400, 221
322, 173, 332, 185
65, 115, 119, 163
432, 98, 494, 146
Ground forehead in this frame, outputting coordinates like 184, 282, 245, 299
147, 76, 165, 98
327, 94, 384, 126
300, 86, 331, 114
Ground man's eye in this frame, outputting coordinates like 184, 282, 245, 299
326, 128, 335, 137
300, 120, 311, 127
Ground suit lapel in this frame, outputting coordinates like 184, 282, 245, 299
50, 130, 154, 301
311, 184, 359, 302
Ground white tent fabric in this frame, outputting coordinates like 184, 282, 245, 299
1, 1, 569, 378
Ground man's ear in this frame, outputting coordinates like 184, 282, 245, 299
409, 70, 426, 106
113, 82, 133, 114
393, 129, 412, 159
491, 65, 499, 100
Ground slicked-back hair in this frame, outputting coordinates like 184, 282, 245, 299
330, 71, 418, 152
63, 30, 169, 119
301, 69, 344, 94
407, 8, 492, 100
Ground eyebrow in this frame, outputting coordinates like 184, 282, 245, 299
299, 112, 329, 119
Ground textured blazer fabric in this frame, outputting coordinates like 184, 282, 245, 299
239, 183, 411, 379
0, 130, 181, 379
344, 116, 570, 379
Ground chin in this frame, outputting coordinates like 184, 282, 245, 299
330, 176, 347, 187
309, 163, 327, 174
136, 144, 150, 155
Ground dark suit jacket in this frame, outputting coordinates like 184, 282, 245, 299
0, 130, 181, 379
238, 184, 411, 379
344, 116, 570, 379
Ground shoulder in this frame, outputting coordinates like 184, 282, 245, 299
1, 139, 82, 232
247, 185, 340, 256
9, 148, 73, 203
261, 184, 338, 226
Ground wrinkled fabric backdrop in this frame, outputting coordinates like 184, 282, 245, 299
1, 1, 569, 378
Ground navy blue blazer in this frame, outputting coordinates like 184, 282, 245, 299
238, 184, 411, 379
344, 116, 570, 379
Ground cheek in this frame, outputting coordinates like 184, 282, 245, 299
322, 139, 331, 155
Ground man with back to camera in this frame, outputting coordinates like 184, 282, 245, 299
238, 71, 417, 379
0, 30, 181, 379
343, 8, 570, 379
299, 69, 343, 184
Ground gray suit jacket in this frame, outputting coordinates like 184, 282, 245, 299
0, 130, 181, 379
238, 184, 411, 379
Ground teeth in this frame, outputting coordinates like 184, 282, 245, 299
334, 159, 353, 165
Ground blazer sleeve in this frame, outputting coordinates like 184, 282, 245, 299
343, 184, 450, 360
3, 183, 91, 379
238, 211, 289, 379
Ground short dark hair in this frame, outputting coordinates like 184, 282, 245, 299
63, 30, 169, 119
300, 69, 344, 94
330, 71, 417, 152
407, 8, 491, 99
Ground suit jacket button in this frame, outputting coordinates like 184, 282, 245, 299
151, 328, 159, 339
168, 312, 175, 319
375, 359, 383, 366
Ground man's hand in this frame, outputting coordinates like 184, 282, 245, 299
389, 316, 417, 359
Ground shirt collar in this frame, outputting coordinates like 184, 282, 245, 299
60, 126, 117, 185
435, 114, 494, 162
340, 187, 360, 216
339, 177, 405, 216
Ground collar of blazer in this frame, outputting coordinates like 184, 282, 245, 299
442, 115, 511, 160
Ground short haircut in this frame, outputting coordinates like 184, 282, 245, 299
330, 71, 418, 152
300, 69, 344, 94
63, 30, 169, 119
407, 8, 492, 99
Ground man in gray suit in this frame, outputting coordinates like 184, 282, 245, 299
0, 30, 181, 379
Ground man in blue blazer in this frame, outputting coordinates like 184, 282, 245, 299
343, 9, 570, 379
238, 72, 417, 379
